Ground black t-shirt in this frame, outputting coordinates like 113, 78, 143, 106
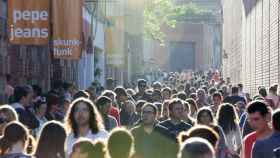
159, 119, 192, 141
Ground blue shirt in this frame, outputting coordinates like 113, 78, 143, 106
252, 131, 280, 158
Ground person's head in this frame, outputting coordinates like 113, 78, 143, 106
178, 137, 215, 158
107, 128, 134, 158
197, 89, 206, 101
177, 92, 187, 101
258, 86, 267, 98
197, 108, 215, 126
231, 86, 239, 95
0, 105, 18, 135
152, 81, 162, 91
32, 85, 42, 98
216, 103, 239, 134
13, 86, 33, 106
0, 121, 29, 155
71, 139, 107, 158
152, 90, 162, 102
190, 87, 196, 94
169, 98, 185, 121
161, 100, 170, 119
238, 83, 243, 91
272, 109, 280, 131
123, 100, 136, 115
178, 125, 219, 147
212, 92, 223, 107
46, 93, 60, 113
114, 87, 128, 103
65, 98, 103, 138
141, 103, 158, 126
137, 79, 147, 93
181, 101, 190, 119
73, 90, 90, 100
136, 100, 146, 114
34, 99, 47, 117
96, 96, 112, 116
246, 101, 271, 131
186, 98, 198, 117
269, 85, 278, 95
35, 121, 66, 158
101, 90, 116, 102
126, 89, 136, 97
208, 87, 217, 96
161, 87, 172, 100
189, 93, 197, 100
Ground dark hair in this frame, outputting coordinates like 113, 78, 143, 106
114, 87, 128, 97
32, 85, 42, 97
65, 98, 103, 137
34, 99, 47, 112
63, 82, 73, 91
169, 98, 184, 112
179, 125, 219, 147
96, 96, 112, 110
197, 108, 214, 124
247, 100, 270, 117
216, 103, 239, 134
238, 84, 243, 88
208, 87, 217, 95
107, 128, 134, 158
0, 121, 29, 155
46, 93, 59, 112
35, 121, 66, 158
142, 103, 158, 115
212, 92, 222, 100
136, 100, 146, 109
13, 86, 30, 103
258, 87, 267, 98
137, 79, 147, 87
73, 90, 90, 100
179, 137, 215, 158
231, 86, 239, 94
272, 109, 280, 131
177, 92, 187, 101
72, 139, 107, 158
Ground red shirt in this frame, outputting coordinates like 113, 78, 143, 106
241, 132, 257, 158
109, 106, 120, 126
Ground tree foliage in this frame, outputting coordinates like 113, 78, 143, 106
144, 0, 206, 45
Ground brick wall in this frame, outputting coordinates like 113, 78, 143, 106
223, 0, 280, 95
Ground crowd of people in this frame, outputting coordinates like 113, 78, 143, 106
1, 70, 280, 158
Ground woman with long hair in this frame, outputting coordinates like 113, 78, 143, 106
217, 103, 242, 157
0, 121, 33, 158
35, 121, 66, 158
196, 107, 229, 158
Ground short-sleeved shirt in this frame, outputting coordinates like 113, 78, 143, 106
241, 132, 257, 158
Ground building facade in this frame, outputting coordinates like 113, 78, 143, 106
222, 0, 280, 95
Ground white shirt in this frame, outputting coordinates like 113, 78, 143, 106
65, 129, 108, 157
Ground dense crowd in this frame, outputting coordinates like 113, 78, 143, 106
1, 70, 280, 158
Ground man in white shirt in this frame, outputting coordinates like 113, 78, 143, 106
65, 98, 108, 157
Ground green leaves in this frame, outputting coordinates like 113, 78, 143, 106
144, 1, 205, 45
